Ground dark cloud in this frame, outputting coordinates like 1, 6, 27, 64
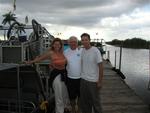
0, 0, 150, 41
0, 0, 149, 27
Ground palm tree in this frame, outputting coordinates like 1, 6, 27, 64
2, 11, 17, 40
2, 11, 17, 26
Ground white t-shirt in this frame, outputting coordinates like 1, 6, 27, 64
64, 48, 82, 79
81, 46, 102, 82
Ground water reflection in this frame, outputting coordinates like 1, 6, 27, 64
106, 45, 150, 104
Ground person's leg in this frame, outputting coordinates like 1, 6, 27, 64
74, 79, 81, 113
75, 96, 81, 113
89, 82, 102, 113
70, 99, 76, 113
80, 79, 92, 113
67, 78, 76, 113
61, 80, 71, 111
52, 75, 64, 113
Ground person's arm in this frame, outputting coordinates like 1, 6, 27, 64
25, 51, 51, 64
63, 53, 67, 65
97, 62, 104, 88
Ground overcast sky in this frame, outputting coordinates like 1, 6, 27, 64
0, 0, 150, 41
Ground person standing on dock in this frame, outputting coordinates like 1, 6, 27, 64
64, 36, 82, 113
80, 33, 103, 113
25, 38, 70, 113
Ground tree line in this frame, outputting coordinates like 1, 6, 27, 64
106, 38, 150, 49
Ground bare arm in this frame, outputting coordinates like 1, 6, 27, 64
97, 62, 104, 88
25, 51, 51, 64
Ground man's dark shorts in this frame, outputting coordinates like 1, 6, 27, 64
67, 77, 80, 100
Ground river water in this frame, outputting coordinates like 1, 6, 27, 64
105, 45, 150, 104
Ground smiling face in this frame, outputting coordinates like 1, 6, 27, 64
51, 38, 63, 52
68, 36, 78, 50
53, 41, 62, 51
81, 36, 91, 49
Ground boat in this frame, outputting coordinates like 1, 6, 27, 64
0, 19, 55, 113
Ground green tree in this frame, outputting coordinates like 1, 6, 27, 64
2, 11, 17, 26
1, 11, 17, 40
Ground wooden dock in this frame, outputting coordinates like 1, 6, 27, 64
101, 61, 150, 113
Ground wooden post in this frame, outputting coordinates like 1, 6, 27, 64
148, 45, 150, 89
114, 50, 117, 69
107, 51, 110, 60
119, 46, 122, 70
105, 50, 110, 62
119, 42, 123, 70
117, 41, 125, 79
105, 51, 110, 62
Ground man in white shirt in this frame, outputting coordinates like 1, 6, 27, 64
80, 33, 103, 113
64, 36, 82, 113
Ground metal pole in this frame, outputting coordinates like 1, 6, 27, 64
17, 65, 21, 113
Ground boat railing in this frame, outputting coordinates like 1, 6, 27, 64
0, 64, 55, 113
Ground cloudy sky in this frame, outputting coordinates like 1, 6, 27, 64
0, 0, 150, 41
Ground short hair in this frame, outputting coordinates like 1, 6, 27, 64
80, 33, 90, 40
51, 38, 63, 51
68, 36, 78, 42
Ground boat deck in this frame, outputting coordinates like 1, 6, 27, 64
101, 60, 150, 113
0, 63, 19, 71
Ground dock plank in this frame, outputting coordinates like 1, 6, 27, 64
101, 61, 150, 113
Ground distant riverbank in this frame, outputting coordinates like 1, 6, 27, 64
106, 38, 150, 49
